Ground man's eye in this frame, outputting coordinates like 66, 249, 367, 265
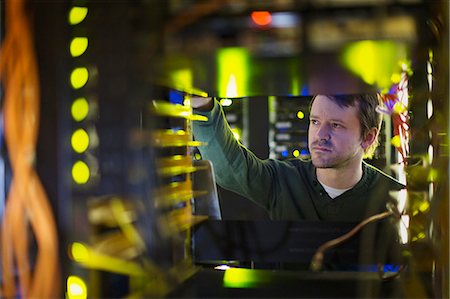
332, 123, 342, 128
310, 119, 318, 125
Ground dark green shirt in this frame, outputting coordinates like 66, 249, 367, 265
193, 100, 405, 221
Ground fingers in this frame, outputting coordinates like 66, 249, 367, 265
190, 96, 213, 109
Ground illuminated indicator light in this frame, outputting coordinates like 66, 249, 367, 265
71, 98, 89, 122
292, 149, 300, 158
214, 265, 231, 271
427, 73, 433, 91
296, 110, 305, 119
70, 37, 89, 57
72, 161, 90, 184
429, 182, 434, 200
400, 215, 409, 244
194, 153, 202, 160
71, 129, 90, 153
223, 268, 271, 288
251, 11, 272, 26
220, 98, 233, 106
428, 144, 434, 165
427, 98, 433, 119
281, 150, 288, 157
391, 135, 401, 148
71, 242, 89, 262
67, 275, 87, 299
395, 189, 407, 215
71, 67, 89, 89
217, 48, 249, 98
68, 7, 88, 25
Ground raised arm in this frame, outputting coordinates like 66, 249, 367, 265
191, 97, 276, 210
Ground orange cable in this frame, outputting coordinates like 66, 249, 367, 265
0, 0, 60, 297
310, 211, 394, 272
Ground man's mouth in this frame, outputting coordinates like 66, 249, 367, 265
312, 146, 332, 152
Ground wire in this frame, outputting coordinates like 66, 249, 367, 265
310, 211, 394, 272
0, 0, 60, 297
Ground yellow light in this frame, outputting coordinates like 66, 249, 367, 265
67, 275, 87, 299
427, 168, 438, 182
171, 68, 193, 91
68, 7, 88, 25
291, 76, 300, 96
71, 97, 89, 121
427, 98, 433, 119
71, 67, 89, 89
70, 242, 90, 262
391, 135, 401, 148
393, 101, 407, 114
183, 97, 191, 106
418, 201, 430, 213
412, 232, 426, 242
292, 149, 300, 158
72, 161, 90, 184
70, 37, 89, 57
220, 98, 233, 106
230, 128, 241, 141
217, 48, 249, 98
391, 73, 401, 84
223, 268, 271, 288
194, 153, 202, 160
296, 110, 305, 119
341, 40, 408, 90
428, 144, 434, 165
71, 129, 90, 153
69, 242, 148, 277
226, 75, 238, 98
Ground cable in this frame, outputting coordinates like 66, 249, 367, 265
310, 210, 394, 272
0, 0, 60, 297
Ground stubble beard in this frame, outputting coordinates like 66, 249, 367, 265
309, 140, 337, 168
311, 147, 361, 170
311, 154, 337, 169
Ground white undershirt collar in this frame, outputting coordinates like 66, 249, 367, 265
317, 179, 352, 199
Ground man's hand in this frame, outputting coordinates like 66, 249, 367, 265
191, 96, 214, 111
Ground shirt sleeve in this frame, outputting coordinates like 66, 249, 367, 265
192, 99, 276, 210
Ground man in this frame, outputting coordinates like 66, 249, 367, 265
191, 94, 405, 221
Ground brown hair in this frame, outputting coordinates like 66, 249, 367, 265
310, 94, 383, 158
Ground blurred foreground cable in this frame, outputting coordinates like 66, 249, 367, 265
0, 0, 60, 297
310, 210, 394, 272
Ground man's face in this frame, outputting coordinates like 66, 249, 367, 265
308, 95, 365, 169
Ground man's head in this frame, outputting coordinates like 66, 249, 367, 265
308, 94, 382, 169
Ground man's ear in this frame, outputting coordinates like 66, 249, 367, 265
361, 127, 378, 149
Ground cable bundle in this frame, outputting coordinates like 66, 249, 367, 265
0, 0, 60, 297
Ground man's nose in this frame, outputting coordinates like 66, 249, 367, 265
316, 124, 331, 140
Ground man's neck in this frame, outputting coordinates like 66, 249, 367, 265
316, 163, 363, 189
